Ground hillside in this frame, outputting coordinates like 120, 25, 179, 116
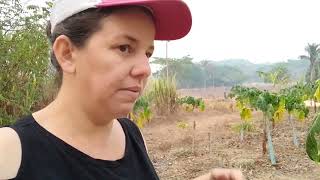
212, 59, 309, 83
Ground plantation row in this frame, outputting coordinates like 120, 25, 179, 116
130, 77, 205, 128
229, 82, 320, 165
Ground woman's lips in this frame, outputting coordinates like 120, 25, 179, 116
119, 86, 141, 99
123, 86, 141, 93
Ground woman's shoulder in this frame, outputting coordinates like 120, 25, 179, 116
0, 115, 35, 179
117, 117, 143, 137
118, 117, 142, 136
118, 117, 138, 128
117, 117, 149, 152
0, 127, 22, 179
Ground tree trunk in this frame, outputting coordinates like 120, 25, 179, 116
262, 116, 267, 155
314, 60, 320, 80
314, 98, 317, 113
240, 126, 244, 142
266, 118, 277, 165
192, 121, 196, 154
272, 119, 275, 129
310, 62, 315, 82
208, 132, 211, 153
288, 113, 299, 147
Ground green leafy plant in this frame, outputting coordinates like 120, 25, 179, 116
0, 0, 54, 125
177, 121, 189, 129
131, 96, 152, 128
150, 77, 178, 115
280, 85, 309, 147
306, 113, 320, 164
177, 96, 206, 112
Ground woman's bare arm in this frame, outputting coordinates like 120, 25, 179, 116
0, 128, 21, 180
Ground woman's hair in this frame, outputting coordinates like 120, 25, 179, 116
46, 6, 153, 87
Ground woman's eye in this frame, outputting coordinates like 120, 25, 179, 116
119, 45, 131, 54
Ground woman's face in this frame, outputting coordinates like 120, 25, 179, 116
72, 8, 155, 118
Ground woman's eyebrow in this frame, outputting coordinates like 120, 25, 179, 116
108, 34, 137, 43
113, 34, 154, 49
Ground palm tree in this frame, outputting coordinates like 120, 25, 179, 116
299, 43, 320, 82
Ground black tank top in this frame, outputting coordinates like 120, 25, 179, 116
8, 115, 159, 180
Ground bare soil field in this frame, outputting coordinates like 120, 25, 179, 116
142, 88, 320, 180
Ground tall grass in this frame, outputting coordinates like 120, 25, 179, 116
150, 76, 178, 115
130, 76, 179, 127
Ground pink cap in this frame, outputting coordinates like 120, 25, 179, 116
50, 0, 192, 40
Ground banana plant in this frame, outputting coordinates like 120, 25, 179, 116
306, 113, 320, 164
300, 81, 318, 113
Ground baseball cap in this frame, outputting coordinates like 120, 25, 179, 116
50, 0, 192, 40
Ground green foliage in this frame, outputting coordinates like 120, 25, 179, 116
314, 80, 320, 101
133, 96, 149, 113
152, 57, 310, 89
299, 43, 320, 83
131, 86, 154, 128
257, 66, 290, 86
0, 0, 54, 126
229, 85, 261, 110
177, 96, 205, 112
232, 121, 255, 133
229, 84, 314, 164
255, 91, 281, 119
131, 97, 152, 128
280, 84, 309, 121
240, 107, 252, 122
230, 82, 312, 123
209, 64, 247, 86
199, 100, 206, 112
273, 98, 286, 122
177, 121, 189, 129
152, 57, 248, 88
152, 56, 205, 88
150, 77, 178, 115
306, 114, 320, 164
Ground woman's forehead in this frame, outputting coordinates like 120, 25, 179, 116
97, 9, 156, 43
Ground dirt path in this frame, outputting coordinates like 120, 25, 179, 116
142, 103, 320, 180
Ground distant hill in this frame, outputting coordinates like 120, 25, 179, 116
212, 59, 309, 83
151, 57, 309, 88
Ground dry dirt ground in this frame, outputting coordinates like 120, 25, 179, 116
142, 90, 320, 180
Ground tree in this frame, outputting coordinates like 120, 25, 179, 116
199, 60, 215, 88
280, 86, 309, 147
299, 43, 320, 82
0, 0, 24, 35
257, 66, 290, 87
0, 0, 53, 125
151, 56, 206, 88
229, 86, 279, 165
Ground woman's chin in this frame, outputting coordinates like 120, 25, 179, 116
112, 103, 134, 118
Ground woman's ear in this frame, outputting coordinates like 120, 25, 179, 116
52, 35, 77, 74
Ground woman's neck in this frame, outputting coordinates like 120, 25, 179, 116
33, 89, 115, 147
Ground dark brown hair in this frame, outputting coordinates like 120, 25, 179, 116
46, 6, 154, 87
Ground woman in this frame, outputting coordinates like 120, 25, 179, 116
0, 0, 243, 179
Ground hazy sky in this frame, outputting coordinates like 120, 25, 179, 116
23, 0, 320, 63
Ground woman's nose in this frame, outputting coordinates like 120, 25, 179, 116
130, 55, 151, 79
